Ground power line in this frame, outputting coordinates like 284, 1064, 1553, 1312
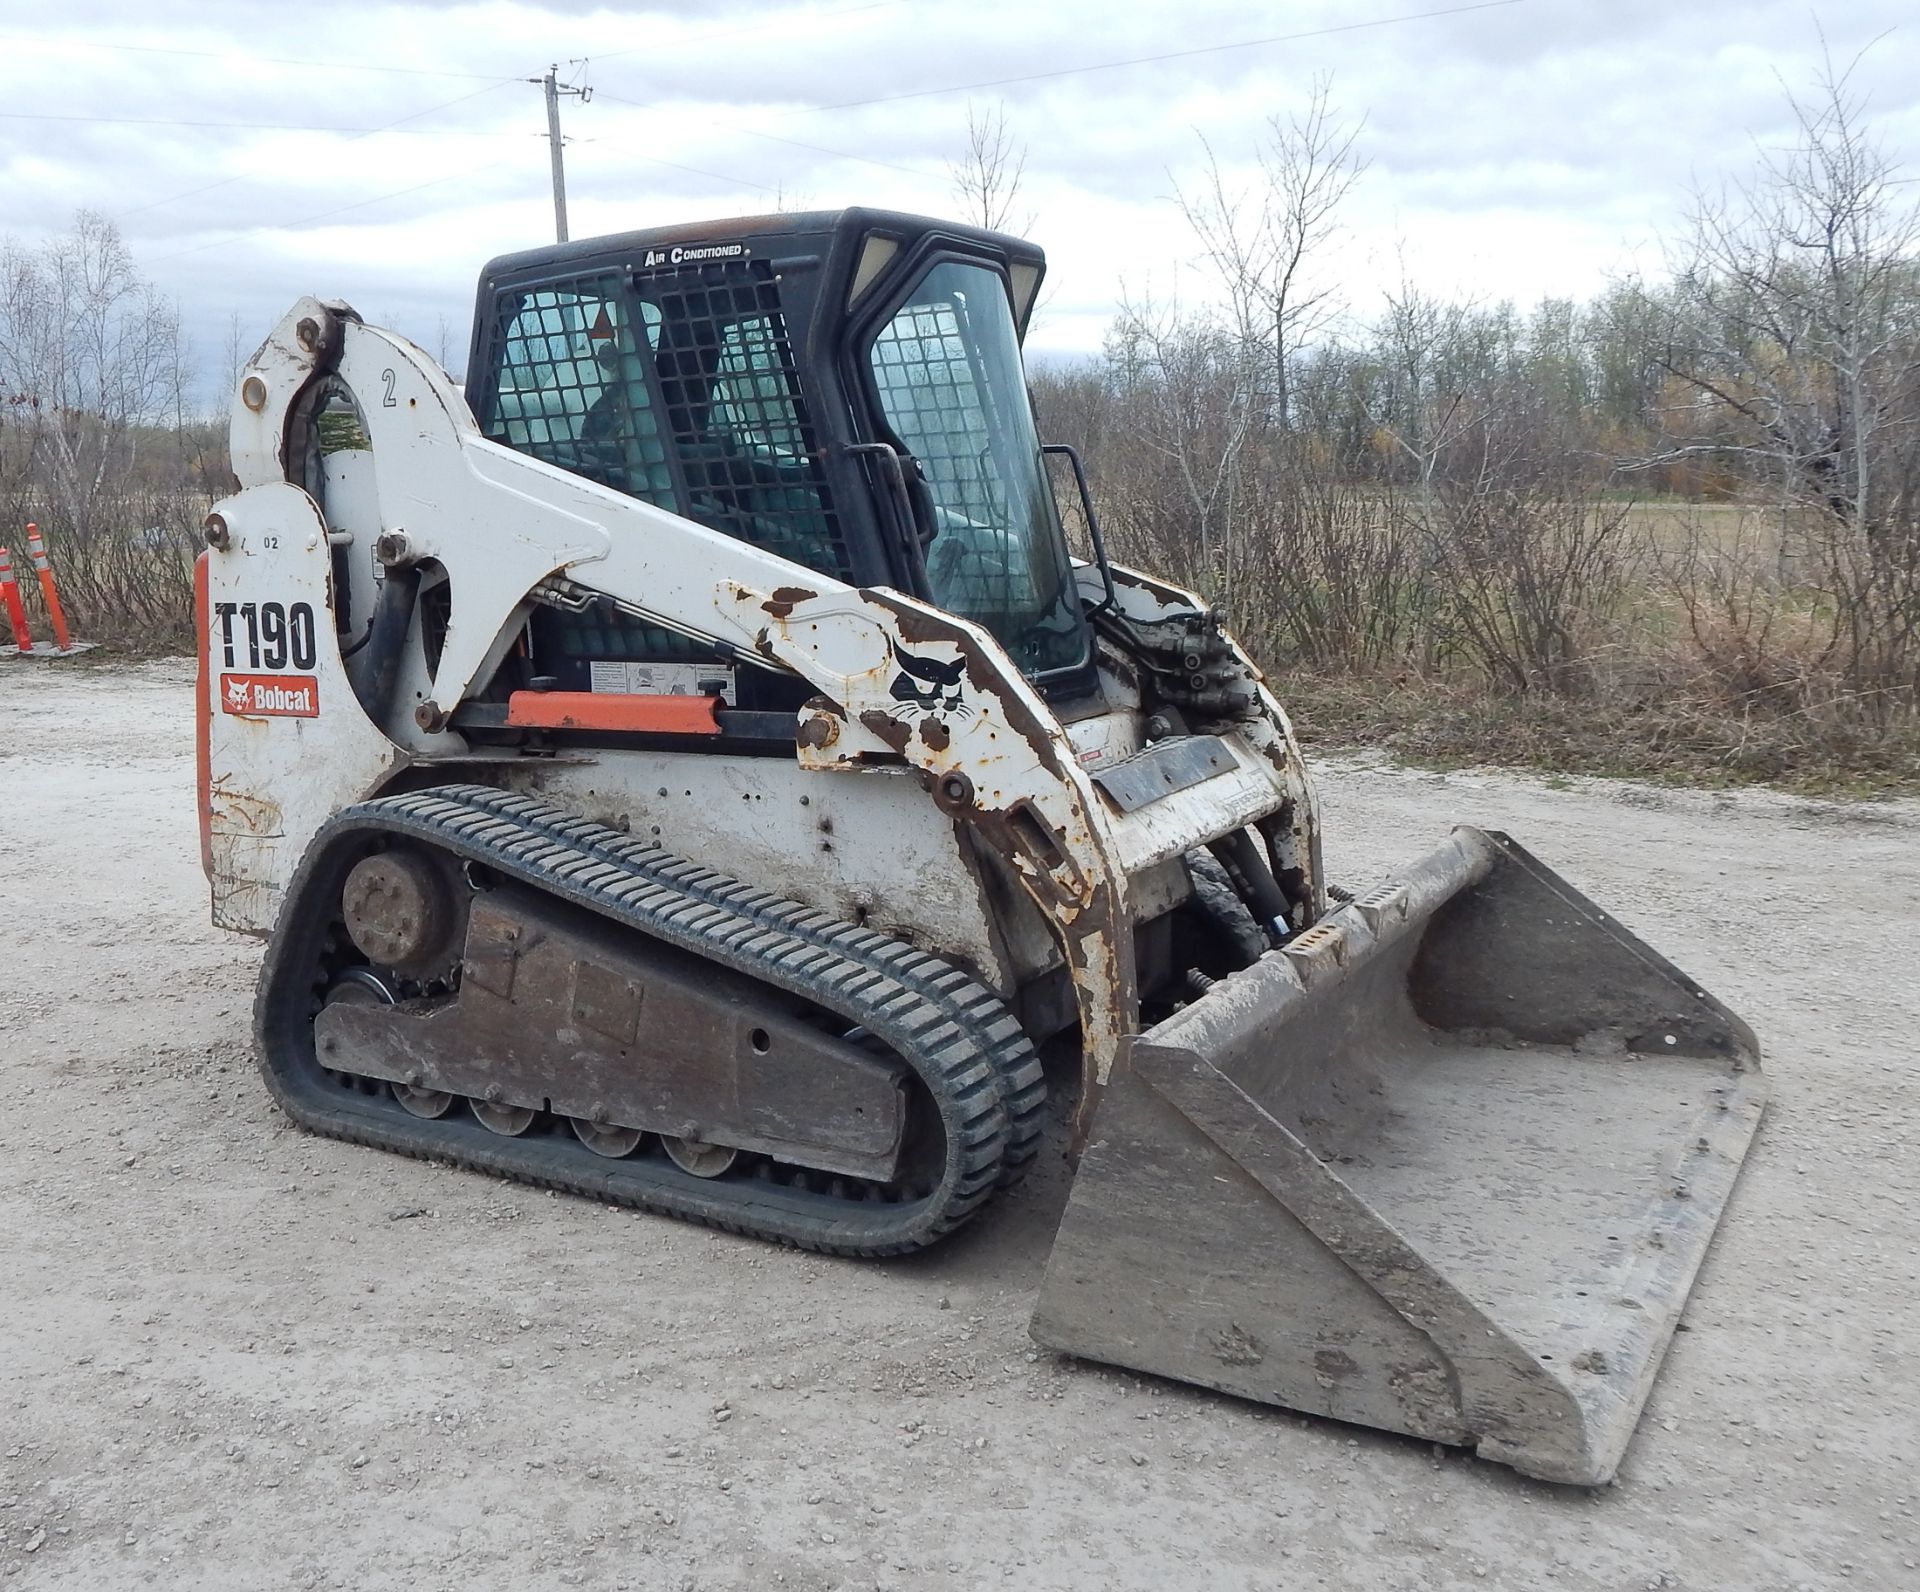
0, 109, 506, 135
144, 133, 787, 271
0, 3, 919, 148
129, 1, 1524, 271
147, 172, 479, 266
589, 1, 1524, 181
590, 89, 926, 178
120, 80, 518, 220
591, 1, 911, 66
765, 0, 1529, 117
0, 30, 510, 82
0, 3, 910, 87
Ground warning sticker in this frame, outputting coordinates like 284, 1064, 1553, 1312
221, 673, 320, 718
587, 660, 734, 702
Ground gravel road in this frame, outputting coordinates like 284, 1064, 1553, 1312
2, 659, 1915, 1591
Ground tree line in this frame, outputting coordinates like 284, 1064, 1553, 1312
1024, 61, 1920, 786
4, 59, 1915, 786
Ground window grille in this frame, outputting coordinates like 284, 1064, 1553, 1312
479, 278, 676, 507
639, 261, 849, 578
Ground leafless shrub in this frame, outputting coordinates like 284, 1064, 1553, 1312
0, 212, 212, 647
1635, 43, 1920, 707
1414, 399, 1637, 695
1251, 453, 1433, 676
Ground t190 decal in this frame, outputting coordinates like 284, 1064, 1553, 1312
213, 601, 318, 672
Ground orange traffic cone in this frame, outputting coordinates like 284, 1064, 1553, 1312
0, 546, 32, 653
23, 524, 73, 652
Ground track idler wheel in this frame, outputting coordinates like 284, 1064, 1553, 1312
322, 970, 457, 1117
471, 1097, 538, 1136
571, 1119, 645, 1158
393, 1083, 456, 1119
662, 1136, 738, 1178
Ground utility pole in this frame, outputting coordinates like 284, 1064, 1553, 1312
532, 62, 592, 243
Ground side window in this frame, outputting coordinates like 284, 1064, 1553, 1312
481, 285, 675, 507
869, 295, 1001, 525
865, 259, 1086, 675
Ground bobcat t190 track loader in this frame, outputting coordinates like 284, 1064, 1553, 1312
198, 210, 1763, 1485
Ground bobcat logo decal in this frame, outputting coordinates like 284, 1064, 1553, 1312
225, 676, 254, 712
886, 639, 971, 719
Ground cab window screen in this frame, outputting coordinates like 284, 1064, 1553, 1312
638, 261, 851, 579
866, 260, 1086, 675
479, 280, 675, 507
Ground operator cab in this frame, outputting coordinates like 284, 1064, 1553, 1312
467, 209, 1094, 709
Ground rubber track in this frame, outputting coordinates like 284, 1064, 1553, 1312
253, 787, 1047, 1256
442, 784, 1049, 1184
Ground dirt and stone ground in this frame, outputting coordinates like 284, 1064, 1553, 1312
2, 659, 1916, 1591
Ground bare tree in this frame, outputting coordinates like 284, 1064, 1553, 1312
948, 101, 1031, 234
770, 179, 815, 215
1176, 75, 1367, 424
0, 211, 202, 639
434, 313, 460, 378
1090, 83, 1364, 597
1104, 284, 1263, 581
1641, 43, 1920, 696
1650, 51, 1918, 518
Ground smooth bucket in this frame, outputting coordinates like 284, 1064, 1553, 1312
1032, 828, 1765, 1485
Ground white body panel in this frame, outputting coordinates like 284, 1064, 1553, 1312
202, 482, 402, 929
507, 756, 1011, 990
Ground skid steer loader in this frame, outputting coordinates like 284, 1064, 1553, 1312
197, 209, 1762, 1485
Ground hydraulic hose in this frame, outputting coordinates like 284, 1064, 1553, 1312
355, 563, 421, 728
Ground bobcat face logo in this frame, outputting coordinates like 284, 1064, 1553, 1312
225, 676, 254, 712
886, 639, 972, 719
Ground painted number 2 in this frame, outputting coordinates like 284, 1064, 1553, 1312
381, 368, 398, 407
213, 600, 318, 671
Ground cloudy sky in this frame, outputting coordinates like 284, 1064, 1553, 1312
3, 0, 1917, 394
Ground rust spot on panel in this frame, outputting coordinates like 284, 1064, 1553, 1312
919, 718, 950, 752
858, 709, 913, 752
865, 590, 1065, 769
762, 585, 819, 620
870, 592, 949, 648
208, 779, 282, 837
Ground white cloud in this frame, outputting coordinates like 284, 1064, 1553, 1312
1, 0, 1913, 394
